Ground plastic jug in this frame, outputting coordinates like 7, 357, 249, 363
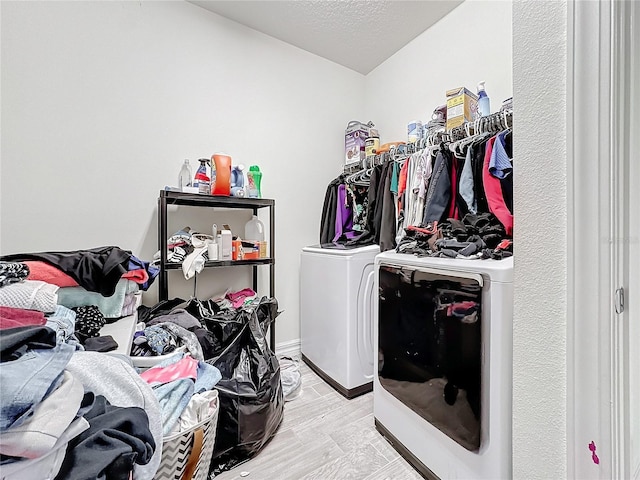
247, 166, 262, 198
244, 215, 265, 242
211, 153, 232, 196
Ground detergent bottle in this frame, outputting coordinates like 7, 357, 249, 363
247, 166, 262, 198
211, 153, 231, 196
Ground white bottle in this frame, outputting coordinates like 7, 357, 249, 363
207, 238, 218, 261
178, 160, 192, 191
221, 230, 232, 260
244, 215, 265, 242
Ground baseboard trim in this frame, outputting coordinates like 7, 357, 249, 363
301, 354, 372, 399
275, 338, 301, 358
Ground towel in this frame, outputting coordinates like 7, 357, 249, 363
57, 279, 138, 318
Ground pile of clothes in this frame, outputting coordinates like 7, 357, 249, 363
0, 326, 161, 480
396, 212, 513, 260
139, 352, 221, 435
152, 227, 215, 280
0, 246, 158, 352
131, 288, 258, 360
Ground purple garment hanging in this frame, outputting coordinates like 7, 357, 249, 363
333, 184, 358, 242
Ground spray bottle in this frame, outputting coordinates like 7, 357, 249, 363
193, 158, 211, 195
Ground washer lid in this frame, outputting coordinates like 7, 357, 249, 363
375, 251, 514, 283
302, 243, 380, 257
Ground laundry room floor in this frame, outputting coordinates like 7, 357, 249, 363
213, 360, 423, 480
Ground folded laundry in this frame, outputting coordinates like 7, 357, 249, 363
0, 280, 58, 313
58, 279, 138, 319
0, 306, 46, 330
24, 261, 78, 288
0, 262, 29, 289
0, 246, 133, 297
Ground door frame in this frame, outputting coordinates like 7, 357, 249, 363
567, 0, 634, 478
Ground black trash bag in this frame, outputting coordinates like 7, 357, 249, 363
202, 297, 284, 476
185, 298, 244, 359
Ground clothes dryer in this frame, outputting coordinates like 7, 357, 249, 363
374, 252, 514, 479
300, 244, 380, 398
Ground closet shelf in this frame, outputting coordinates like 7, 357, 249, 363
162, 258, 273, 269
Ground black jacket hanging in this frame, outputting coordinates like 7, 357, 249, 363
319, 176, 342, 244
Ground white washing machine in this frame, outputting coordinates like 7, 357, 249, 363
300, 244, 379, 398
374, 252, 513, 479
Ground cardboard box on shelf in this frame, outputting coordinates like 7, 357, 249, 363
345, 121, 373, 166
446, 87, 478, 131
242, 241, 260, 260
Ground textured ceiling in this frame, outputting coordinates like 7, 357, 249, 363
188, 0, 464, 74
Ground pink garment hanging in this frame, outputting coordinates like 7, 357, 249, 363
482, 137, 513, 236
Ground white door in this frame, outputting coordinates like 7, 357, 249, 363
622, 0, 640, 476
570, 1, 639, 478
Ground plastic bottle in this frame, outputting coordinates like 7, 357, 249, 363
247, 166, 262, 198
211, 153, 232, 196
477, 81, 490, 118
178, 159, 192, 191
230, 165, 246, 197
193, 158, 211, 195
244, 215, 265, 242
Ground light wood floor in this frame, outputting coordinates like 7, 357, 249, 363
213, 360, 423, 480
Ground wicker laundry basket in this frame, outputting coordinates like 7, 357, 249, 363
154, 392, 219, 480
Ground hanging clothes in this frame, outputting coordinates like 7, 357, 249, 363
422, 149, 454, 225
379, 159, 397, 252
482, 136, 513, 236
319, 176, 343, 244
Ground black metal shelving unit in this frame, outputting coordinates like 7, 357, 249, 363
157, 190, 276, 347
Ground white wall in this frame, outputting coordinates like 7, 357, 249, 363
365, 0, 512, 144
0, 0, 364, 345
512, 1, 568, 478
